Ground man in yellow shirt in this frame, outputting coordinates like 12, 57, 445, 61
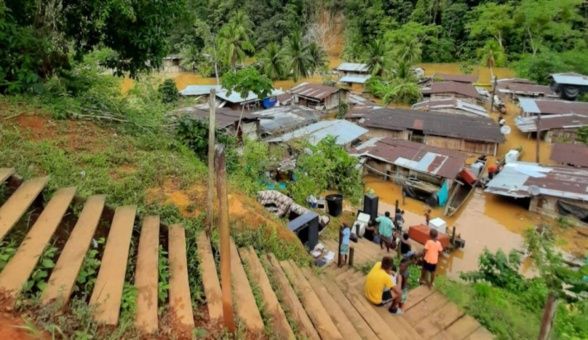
364, 256, 403, 314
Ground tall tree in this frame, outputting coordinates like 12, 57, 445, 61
217, 11, 255, 68
366, 39, 388, 76
284, 31, 314, 81
257, 42, 286, 80
467, 3, 514, 50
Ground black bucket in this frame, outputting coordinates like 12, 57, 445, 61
325, 194, 343, 217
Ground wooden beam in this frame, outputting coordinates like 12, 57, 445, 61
207, 89, 216, 234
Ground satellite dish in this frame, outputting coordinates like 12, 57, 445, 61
529, 185, 540, 196
500, 125, 512, 135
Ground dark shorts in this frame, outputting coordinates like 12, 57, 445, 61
378, 290, 393, 306
422, 261, 437, 272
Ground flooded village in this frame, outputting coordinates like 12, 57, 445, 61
161, 59, 588, 278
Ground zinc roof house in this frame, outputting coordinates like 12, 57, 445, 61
518, 98, 588, 117
421, 81, 480, 104
179, 85, 284, 110
336, 62, 372, 84
549, 72, 588, 100
550, 143, 588, 168
252, 105, 320, 138
431, 73, 477, 84
496, 78, 556, 98
268, 119, 368, 147
515, 114, 588, 143
485, 161, 588, 223
174, 107, 260, 140
289, 83, 346, 110
412, 98, 488, 118
356, 107, 503, 155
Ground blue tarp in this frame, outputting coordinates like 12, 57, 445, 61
437, 180, 449, 207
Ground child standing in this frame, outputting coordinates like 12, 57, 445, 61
339, 224, 351, 267
419, 229, 443, 288
398, 254, 417, 308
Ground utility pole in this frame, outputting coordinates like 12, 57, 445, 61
207, 89, 216, 234
536, 111, 541, 163
490, 76, 497, 115
215, 144, 235, 331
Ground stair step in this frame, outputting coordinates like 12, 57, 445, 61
266, 254, 320, 340
229, 239, 264, 334
280, 260, 343, 340
0, 176, 49, 241
412, 300, 464, 338
168, 224, 194, 328
90, 205, 136, 325
403, 285, 436, 311
239, 247, 295, 339
300, 267, 362, 340
464, 326, 493, 340
0, 187, 76, 299
404, 291, 450, 325
134, 216, 160, 333
316, 273, 378, 339
0, 168, 15, 184
42, 195, 105, 306
196, 233, 223, 324
442, 315, 482, 340
372, 300, 425, 340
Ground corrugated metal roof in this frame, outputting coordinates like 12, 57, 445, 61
290, 83, 340, 100
351, 138, 466, 179
216, 89, 285, 104
360, 108, 503, 143
254, 105, 319, 136
485, 161, 588, 201
551, 73, 588, 86
412, 98, 488, 117
551, 143, 588, 168
515, 114, 588, 132
427, 81, 480, 99
175, 107, 259, 128
340, 74, 371, 84
180, 85, 222, 96
268, 119, 368, 145
519, 98, 541, 114
432, 73, 477, 84
496, 82, 555, 97
519, 98, 588, 116
336, 62, 369, 73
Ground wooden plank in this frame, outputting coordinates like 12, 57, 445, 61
465, 327, 494, 340
444, 315, 482, 340
372, 303, 424, 340
266, 254, 320, 340
168, 224, 194, 327
405, 292, 450, 325
196, 233, 223, 324
403, 285, 436, 311
42, 195, 105, 305
229, 239, 264, 334
318, 273, 378, 340
0, 187, 76, 298
413, 301, 464, 339
0, 176, 49, 241
343, 289, 400, 340
300, 267, 362, 340
280, 260, 343, 340
0, 168, 15, 184
134, 216, 160, 333
240, 247, 295, 340
90, 205, 136, 325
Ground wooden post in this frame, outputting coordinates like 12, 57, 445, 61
395, 200, 399, 212
536, 111, 542, 163
215, 144, 235, 332
538, 292, 558, 340
207, 89, 217, 234
348, 247, 354, 267
490, 75, 497, 114
337, 226, 342, 267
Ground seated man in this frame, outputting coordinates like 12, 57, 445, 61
363, 256, 403, 314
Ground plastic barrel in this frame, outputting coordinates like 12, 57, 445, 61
325, 194, 343, 217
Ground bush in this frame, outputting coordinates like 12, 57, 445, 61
158, 79, 179, 103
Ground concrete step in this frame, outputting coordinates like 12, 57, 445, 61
0, 187, 76, 300
0, 176, 49, 240
168, 224, 194, 328
280, 260, 343, 340
196, 232, 223, 325
300, 267, 362, 340
239, 247, 295, 340
42, 195, 105, 306
229, 239, 264, 335
134, 216, 160, 333
266, 254, 319, 340
90, 205, 136, 325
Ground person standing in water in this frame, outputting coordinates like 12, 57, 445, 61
419, 229, 443, 288
376, 211, 395, 252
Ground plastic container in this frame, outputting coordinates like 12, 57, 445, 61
408, 224, 450, 249
325, 194, 343, 217
460, 168, 477, 186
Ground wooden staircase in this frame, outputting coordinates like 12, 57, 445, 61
0, 169, 494, 339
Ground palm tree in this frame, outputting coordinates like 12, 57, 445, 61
307, 42, 327, 72
258, 42, 286, 80
284, 31, 313, 81
366, 39, 388, 76
217, 12, 255, 68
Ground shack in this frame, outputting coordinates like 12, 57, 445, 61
175, 107, 260, 140
162, 54, 184, 73
421, 81, 480, 104
515, 114, 588, 143
268, 119, 367, 147
549, 72, 588, 100
431, 73, 476, 84
485, 162, 588, 224
336, 62, 371, 85
412, 98, 488, 118
518, 98, 588, 117
356, 108, 503, 155
179, 85, 222, 97
550, 143, 588, 168
496, 78, 556, 98
216, 88, 285, 111
253, 105, 320, 139
290, 83, 346, 110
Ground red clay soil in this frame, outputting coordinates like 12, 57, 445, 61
0, 313, 36, 340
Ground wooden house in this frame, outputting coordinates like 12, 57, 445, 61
289, 83, 346, 111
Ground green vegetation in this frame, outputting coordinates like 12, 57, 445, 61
158, 79, 180, 104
